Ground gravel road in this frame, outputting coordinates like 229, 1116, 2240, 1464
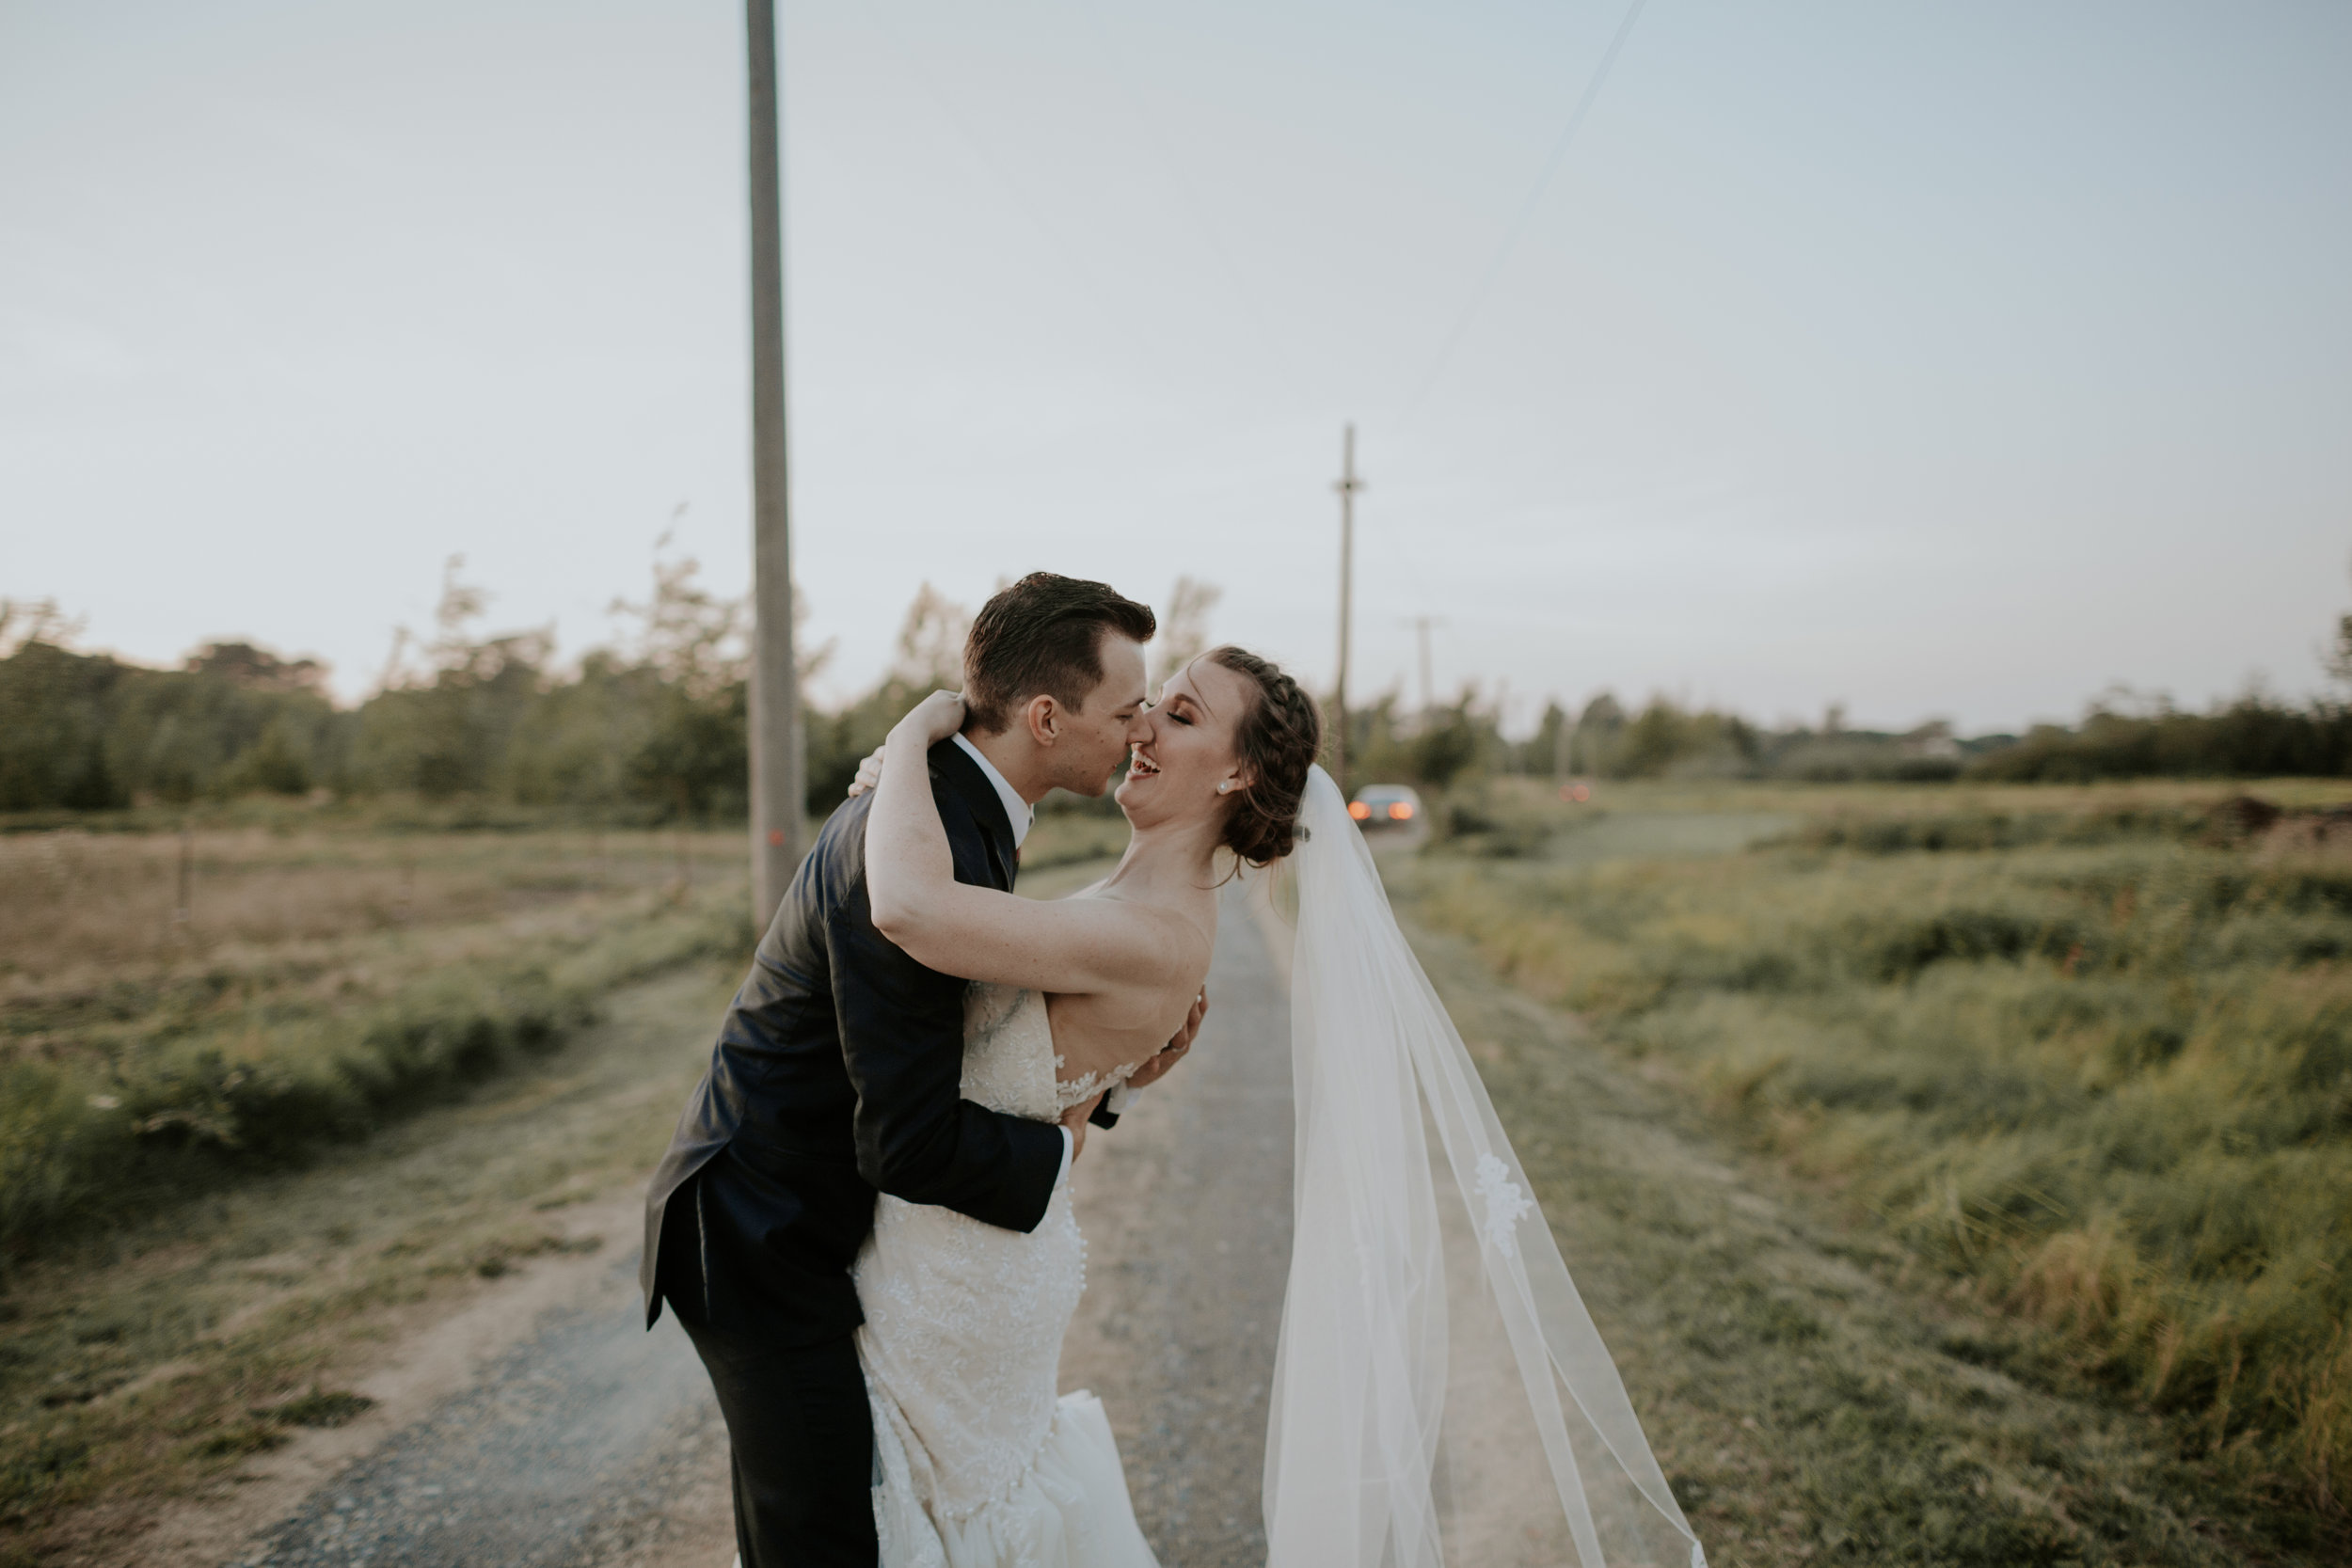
1057, 877, 1295, 1567
236, 1250, 726, 1568
235, 877, 1295, 1568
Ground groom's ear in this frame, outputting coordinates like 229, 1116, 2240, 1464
1021, 692, 1062, 747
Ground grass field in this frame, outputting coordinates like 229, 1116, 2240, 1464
1392, 901, 2301, 1566
0, 799, 1129, 1258
0, 811, 767, 1258
0, 805, 765, 1560
1401, 774, 2352, 1537
0, 800, 1127, 1562
12, 779, 2349, 1560
0, 960, 745, 1567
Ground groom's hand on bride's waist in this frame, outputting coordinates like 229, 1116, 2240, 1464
1122, 989, 1207, 1093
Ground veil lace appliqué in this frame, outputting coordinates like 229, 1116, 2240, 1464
1263, 766, 1708, 1568
1473, 1153, 1536, 1260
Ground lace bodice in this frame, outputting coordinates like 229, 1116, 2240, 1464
856, 983, 1089, 1528
956, 984, 1062, 1119
961, 982, 1146, 1114
1052, 1054, 1144, 1112
964, 982, 1148, 1114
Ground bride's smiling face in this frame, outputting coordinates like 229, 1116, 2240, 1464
1117, 658, 1254, 829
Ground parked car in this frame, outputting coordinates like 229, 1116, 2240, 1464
1348, 784, 1424, 829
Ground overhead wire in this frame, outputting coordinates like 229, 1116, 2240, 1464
1398, 0, 1648, 421
854, 2, 1650, 708
1356, 0, 1650, 704
859, 0, 1146, 359
1061, 0, 1313, 412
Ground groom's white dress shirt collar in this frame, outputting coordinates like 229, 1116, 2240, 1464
951, 732, 1033, 850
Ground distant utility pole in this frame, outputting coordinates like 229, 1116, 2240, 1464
746, 0, 804, 927
1332, 423, 1362, 789
1403, 614, 1444, 725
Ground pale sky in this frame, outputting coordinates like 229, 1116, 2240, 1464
6, 0, 2348, 735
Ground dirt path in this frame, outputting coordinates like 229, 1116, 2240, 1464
227, 1248, 726, 1567
207, 869, 1297, 1568
107, 961, 747, 1568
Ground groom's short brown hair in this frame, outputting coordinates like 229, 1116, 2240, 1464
962, 574, 1155, 735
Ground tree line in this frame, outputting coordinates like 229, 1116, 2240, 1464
0, 561, 1213, 820
8, 564, 2352, 818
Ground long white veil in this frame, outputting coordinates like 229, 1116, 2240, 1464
1263, 766, 1706, 1568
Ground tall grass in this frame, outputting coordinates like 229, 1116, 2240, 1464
1405, 781, 2352, 1513
0, 822, 755, 1262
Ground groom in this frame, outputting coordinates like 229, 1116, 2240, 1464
642, 573, 1199, 1568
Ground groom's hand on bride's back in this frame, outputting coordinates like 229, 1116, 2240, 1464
1059, 992, 1203, 1162
1124, 989, 1207, 1093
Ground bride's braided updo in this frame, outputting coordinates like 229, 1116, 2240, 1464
1206, 645, 1323, 866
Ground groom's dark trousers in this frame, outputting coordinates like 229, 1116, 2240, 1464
643, 739, 1100, 1568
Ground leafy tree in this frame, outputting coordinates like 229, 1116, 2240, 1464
1410, 698, 1483, 790
0, 604, 344, 808
605, 541, 748, 822
1153, 577, 1222, 689
354, 558, 551, 799
888, 582, 970, 691
0, 641, 122, 810
1569, 692, 1625, 775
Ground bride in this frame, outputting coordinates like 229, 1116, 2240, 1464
855, 648, 1707, 1568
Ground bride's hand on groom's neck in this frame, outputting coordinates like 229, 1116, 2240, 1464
891, 690, 967, 750
846, 744, 884, 799
851, 694, 962, 800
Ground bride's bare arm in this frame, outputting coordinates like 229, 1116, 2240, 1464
865, 692, 1204, 997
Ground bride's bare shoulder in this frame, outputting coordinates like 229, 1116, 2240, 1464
1064, 881, 1217, 945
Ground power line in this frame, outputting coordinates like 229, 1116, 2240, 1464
1400, 0, 1649, 419
861, 1, 1139, 355
1064, 4, 1311, 409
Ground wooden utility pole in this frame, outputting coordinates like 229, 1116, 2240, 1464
746, 0, 803, 927
1332, 423, 1362, 789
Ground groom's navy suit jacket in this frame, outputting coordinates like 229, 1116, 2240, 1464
641, 737, 1070, 1346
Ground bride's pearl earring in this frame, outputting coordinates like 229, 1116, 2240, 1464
1217, 781, 1232, 794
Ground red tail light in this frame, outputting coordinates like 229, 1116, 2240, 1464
1348, 801, 1373, 821
1388, 802, 1413, 820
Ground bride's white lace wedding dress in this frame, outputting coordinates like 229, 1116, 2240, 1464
856, 982, 1157, 1568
